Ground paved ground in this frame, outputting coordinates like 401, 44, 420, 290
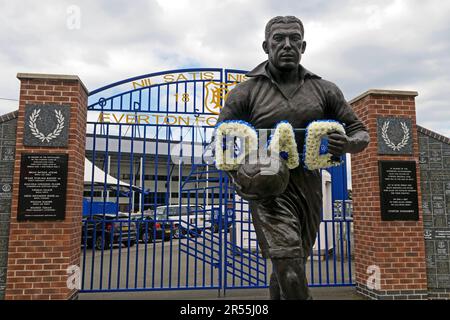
80, 236, 353, 290
79, 286, 364, 300
79, 230, 358, 300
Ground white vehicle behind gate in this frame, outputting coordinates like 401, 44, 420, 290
155, 205, 212, 238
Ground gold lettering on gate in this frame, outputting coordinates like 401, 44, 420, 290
97, 112, 220, 127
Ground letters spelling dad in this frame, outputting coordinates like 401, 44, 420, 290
214, 120, 346, 171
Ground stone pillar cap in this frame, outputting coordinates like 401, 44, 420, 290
349, 89, 418, 105
17, 73, 88, 94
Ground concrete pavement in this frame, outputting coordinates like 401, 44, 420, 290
79, 286, 364, 300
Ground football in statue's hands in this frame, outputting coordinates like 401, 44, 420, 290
233, 152, 290, 201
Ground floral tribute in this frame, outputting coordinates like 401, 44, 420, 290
214, 119, 345, 171
303, 120, 345, 170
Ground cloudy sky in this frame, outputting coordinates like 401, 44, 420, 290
0, 0, 449, 136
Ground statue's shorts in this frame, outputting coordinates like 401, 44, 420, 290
248, 168, 323, 260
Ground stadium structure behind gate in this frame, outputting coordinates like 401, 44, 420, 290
81, 68, 354, 294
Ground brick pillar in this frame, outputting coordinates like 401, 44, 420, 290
5, 74, 87, 300
350, 89, 428, 299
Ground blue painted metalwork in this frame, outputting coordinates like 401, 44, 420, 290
81, 68, 354, 294
82, 199, 118, 216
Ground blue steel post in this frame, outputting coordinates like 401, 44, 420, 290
343, 159, 353, 284
161, 118, 171, 288
325, 221, 330, 285
142, 125, 149, 289
176, 126, 183, 288
152, 125, 159, 289
107, 129, 116, 290
116, 125, 123, 289
168, 125, 175, 289
133, 127, 141, 289
98, 123, 110, 290
186, 190, 191, 286
125, 121, 136, 289
89, 123, 98, 290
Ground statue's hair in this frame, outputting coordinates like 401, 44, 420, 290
265, 16, 304, 40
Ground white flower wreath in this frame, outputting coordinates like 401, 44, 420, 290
267, 121, 299, 169
303, 120, 345, 170
215, 120, 299, 171
214, 120, 258, 171
214, 119, 345, 172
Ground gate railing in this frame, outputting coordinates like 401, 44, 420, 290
222, 167, 354, 291
81, 68, 354, 293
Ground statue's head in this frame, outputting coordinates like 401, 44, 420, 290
263, 16, 307, 71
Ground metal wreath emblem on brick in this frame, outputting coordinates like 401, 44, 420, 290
381, 120, 409, 151
28, 109, 65, 143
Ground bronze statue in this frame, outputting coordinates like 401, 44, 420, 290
217, 16, 369, 299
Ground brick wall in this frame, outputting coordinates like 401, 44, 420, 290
350, 90, 428, 299
5, 74, 87, 300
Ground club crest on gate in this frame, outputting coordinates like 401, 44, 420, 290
204, 81, 236, 115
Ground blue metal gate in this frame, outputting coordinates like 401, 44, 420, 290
80, 68, 354, 293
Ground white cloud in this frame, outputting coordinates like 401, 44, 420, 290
0, 0, 448, 136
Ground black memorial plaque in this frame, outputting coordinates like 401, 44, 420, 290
377, 117, 413, 155
23, 105, 70, 147
379, 160, 419, 221
17, 153, 68, 221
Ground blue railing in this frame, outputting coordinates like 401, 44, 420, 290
81, 68, 354, 294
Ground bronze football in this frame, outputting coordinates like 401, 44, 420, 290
233, 152, 290, 201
